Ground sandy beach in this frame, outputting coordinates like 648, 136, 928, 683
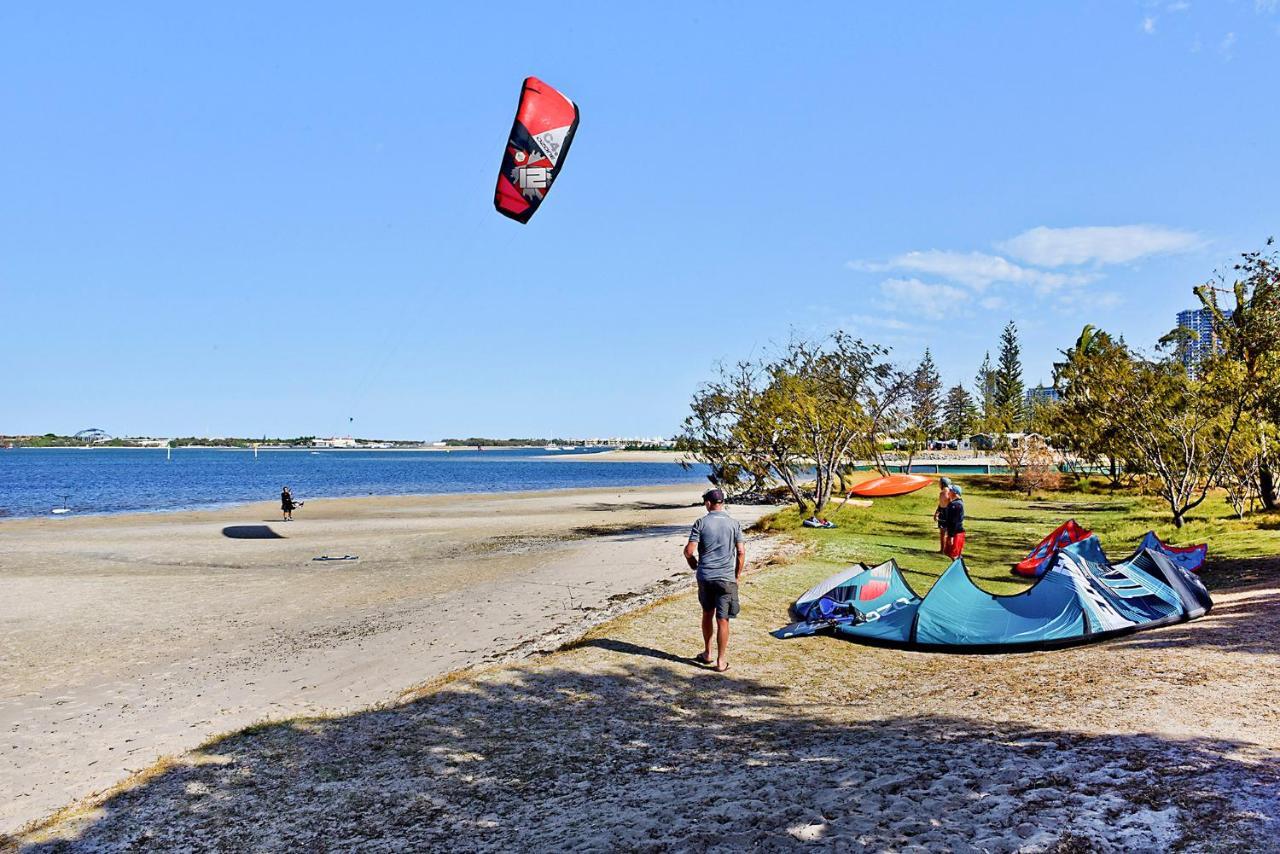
0, 484, 779, 836
13, 538, 1279, 851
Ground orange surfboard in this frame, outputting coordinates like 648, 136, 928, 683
847, 473, 934, 498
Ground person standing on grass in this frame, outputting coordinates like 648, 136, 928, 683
684, 488, 745, 673
944, 484, 966, 558
933, 476, 954, 554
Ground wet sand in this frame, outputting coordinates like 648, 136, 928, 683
0, 485, 777, 835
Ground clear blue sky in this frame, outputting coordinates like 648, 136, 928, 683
2, 2, 1276, 439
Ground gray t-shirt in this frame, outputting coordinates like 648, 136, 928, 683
688, 510, 744, 583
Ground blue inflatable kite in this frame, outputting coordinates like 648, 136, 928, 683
774, 530, 1211, 653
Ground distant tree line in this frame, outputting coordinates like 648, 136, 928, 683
165, 436, 317, 448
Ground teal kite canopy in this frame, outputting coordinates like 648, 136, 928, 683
773, 531, 1211, 653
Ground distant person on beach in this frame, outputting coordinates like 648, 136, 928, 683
281, 486, 296, 521
684, 488, 745, 673
933, 476, 953, 554
944, 484, 965, 558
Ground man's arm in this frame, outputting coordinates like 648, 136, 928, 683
684, 540, 699, 571
735, 542, 746, 580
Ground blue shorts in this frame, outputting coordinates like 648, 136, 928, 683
697, 579, 740, 619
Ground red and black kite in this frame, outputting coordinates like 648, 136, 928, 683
494, 77, 579, 223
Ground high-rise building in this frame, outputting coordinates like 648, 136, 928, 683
1024, 385, 1061, 407
1175, 307, 1232, 371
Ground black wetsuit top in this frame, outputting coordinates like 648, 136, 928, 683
945, 498, 965, 535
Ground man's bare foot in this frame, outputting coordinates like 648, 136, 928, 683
714, 662, 729, 673
694, 652, 713, 665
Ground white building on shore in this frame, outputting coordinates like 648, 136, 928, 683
312, 436, 359, 449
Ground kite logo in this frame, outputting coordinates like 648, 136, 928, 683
861, 597, 914, 623
533, 126, 569, 165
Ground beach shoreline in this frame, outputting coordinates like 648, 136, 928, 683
0, 483, 781, 836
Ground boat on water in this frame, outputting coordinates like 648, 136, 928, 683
544, 444, 561, 451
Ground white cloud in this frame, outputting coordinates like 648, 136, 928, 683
1143, 16, 1157, 34
849, 250, 1082, 291
878, 278, 969, 320
1220, 31, 1236, 59
996, 225, 1201, 266
979, 296, 1007, 311
1167, 1, 1190, 11
839, 312, 919, 332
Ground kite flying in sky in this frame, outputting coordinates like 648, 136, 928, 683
494, 77, 579, 223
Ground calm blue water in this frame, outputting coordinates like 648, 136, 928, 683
0, 448, 710, 519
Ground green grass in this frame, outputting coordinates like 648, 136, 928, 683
752, 477, 1280, 597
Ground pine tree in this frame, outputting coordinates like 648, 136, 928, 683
943, 384, 977, 441
912, 349, 943, 441
994, 320, 1025, 430
974, 351, 997, 431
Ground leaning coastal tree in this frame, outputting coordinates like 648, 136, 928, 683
776, 333, 912, 513
678, 359, 806, 502
1060, 328, 1245, 528
681, 333, 909, 516
1191, 239, 1280, 510
1052, 325, 1133, 485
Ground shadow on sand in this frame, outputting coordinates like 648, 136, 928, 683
220, 525, 284, 540
570, 637, 706, 668
15, 640, 1279, 850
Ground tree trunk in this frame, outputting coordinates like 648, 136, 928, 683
1259, 465, 1278, 510
774, 465, 807, 514
1172, 510, 1184, 529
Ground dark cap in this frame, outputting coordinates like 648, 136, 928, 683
702, 488, 725, 504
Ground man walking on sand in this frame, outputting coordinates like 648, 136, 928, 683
684, 488, 745, 673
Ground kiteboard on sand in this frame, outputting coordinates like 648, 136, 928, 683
846, 473, 933, 498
